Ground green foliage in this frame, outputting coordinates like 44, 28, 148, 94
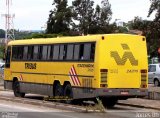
71, 0, 113, 35
14, 30, 33, 39
46, 0, 114, 35
72, 0, 94, 35
46, 0, 72, 34
0, 29, 5, 38
88, 0, 113, 34
116, 26, 128, 33
147, 0, 160, 56
148, 0, 160, 22
0, 46, 5, 59
23, 33, 65, 39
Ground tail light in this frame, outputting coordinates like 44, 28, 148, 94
140, 69, 147, 88
100, 69, 108, 85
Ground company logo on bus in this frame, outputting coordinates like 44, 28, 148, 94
110, 44, 138, 66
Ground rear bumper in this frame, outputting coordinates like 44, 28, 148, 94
72, 87, 148, 99
96, 88, 148, 97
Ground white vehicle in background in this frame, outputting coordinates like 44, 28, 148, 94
148, 64, 160, 86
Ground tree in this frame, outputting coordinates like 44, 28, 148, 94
100, 0, 112, 26
46, 0, 72, 34
72, 0, 94, 35
148, 0, 160, 39
88, 0, 113, 34
148, 0, 160, 22
148, 0, 160, 56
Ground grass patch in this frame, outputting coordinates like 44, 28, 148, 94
84, 98, 106, 113
0, 77, 4, 85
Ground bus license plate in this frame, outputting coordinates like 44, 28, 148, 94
121, 92, 129, 95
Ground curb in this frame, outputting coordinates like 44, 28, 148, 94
117, 102, 160, 111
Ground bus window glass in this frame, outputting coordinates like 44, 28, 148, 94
74, 44, 80, 60
23, 46, 28, 60
64, 45, 67, 60
59, 45, 67, 60
17, 46, 24, 60
79, 44, 84, 60
90, 43, 95, 60
83, 43, 91, 60
33, 46, 38, 60
53, 45, 59, 60
12, 46, 18, 60
67, 44, 74, 60
50, 45, 54, 60
42, 45, 48, 60
28, 46, 34, 60
59, 45, 64, 60
47, 45, 51, 60
38, 46, 43, 60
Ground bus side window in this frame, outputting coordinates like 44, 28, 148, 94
17, 46, 24, 60
53, 45, 59, 60
33, 46, 38, 60
90, 43, 95, 61
79, 44, 84, 60
59, 45, 64, 60
74, 44, 80, 60
42, 45, 48, 60
50, 45, 54, 60
12, 46, 18, 60
47, 45, 51, 60
66, 44, 74, 60
59, 44, 67, 60
38, 46, 43, 60
23, 46, 28, 60
28, 46, 34, 60
83, 43, 91, 60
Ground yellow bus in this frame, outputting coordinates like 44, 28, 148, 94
4, 34, 148, 108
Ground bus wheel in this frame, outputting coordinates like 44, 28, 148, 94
63, 84, 73, 104
13, 80, 25, 97
101, 98, 117, 108
54, 83, 63, 97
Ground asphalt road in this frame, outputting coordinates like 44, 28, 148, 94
0, 99, 159, 118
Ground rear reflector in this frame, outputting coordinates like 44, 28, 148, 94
100, 84, 107, 88
100, 69, 108, 72
141, 69, 147, 73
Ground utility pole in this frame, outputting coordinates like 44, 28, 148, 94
1, 0, 15, 44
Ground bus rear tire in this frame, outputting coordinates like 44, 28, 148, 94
13, 80, 25, 97
101, 98, 117, 108
54, 82, 63, 97
63, 84, 73, 104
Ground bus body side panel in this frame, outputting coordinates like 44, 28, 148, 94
4, 61, 95, 98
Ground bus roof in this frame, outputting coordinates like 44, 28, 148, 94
7, 34, 144, 46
